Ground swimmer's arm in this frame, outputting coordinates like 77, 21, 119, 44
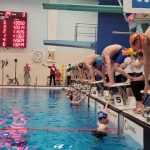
76, 63, 83, 80
103, 101, 109, 112
102, 64, 106, 83
133, 74, 144, 81
80, 94, 87, 101
42, 64, 49, 67
144, 26, 150, 36
94, 69, 102, 77
131, 60, 143, 67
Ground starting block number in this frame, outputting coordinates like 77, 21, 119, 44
90, 87, 98, 97
113, 95, 124, 106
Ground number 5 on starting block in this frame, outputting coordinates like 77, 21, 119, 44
113, 95, 124, 106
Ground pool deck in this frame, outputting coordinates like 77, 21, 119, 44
0, 85, 64, 90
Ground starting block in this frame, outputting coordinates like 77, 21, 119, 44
106, 82, 130, 106
89, 80, 104, 97
89, 80, 104, 84
107, 82, 130, 88
73, 82, 79, 89
81, 79, 89, 83
81, 84, 90, 94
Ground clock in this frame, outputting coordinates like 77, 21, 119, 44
32, 51, 43, 63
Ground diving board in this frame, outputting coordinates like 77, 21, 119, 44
112, 31, 133, 35
43, 40, 96, 49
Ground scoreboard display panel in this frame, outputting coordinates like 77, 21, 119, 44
0, 11, 27, 48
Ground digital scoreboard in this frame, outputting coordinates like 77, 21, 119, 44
0, 11, 27, 48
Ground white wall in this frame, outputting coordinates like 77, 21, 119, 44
0, 0, 97, 86
48, 0, 98, 69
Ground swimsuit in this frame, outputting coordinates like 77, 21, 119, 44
92, 61, 97, 68
91, 130, 107, 138
110, 46, 127, 64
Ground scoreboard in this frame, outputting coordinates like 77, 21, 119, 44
0, 11, 27, 48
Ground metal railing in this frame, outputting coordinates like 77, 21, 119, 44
74, 23, 97, 42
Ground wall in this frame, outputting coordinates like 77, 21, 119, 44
0, 49, 94, 86
97, 0, 130, 54
55, 10, 97, 68
47, 0, 97, 68
0, 0, 97, 86
0, 0, 49, 85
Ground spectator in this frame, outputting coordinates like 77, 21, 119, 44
130, 52, 144, 114
121, 56, 134, 96
43, 64, 56, 86
66, 64, 71, 86
49, 64, 56, 86
55, 69, 61, 86
23, 63, 31, 86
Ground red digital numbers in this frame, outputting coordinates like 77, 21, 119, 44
0, 11, 27, 48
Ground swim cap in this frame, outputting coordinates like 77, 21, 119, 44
122, 48, 136, 56
97, 111, 107, 120
70, 66, 77, 70
96, 57, 103, 65
129, 33, 145, 49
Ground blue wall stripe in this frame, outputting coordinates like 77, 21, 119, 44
97, 0, 130, 54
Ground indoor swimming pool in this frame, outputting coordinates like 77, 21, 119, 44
0, 88, 142, 150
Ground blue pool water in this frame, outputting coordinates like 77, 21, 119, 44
0, 88, 142, 150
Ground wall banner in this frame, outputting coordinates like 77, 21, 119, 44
123, 117, 143, 146
132, 0, 150, 8
47, 50, 55, 62
123, 0, 150, 13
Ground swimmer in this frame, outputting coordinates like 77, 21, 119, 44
69, 65, 78, 80
82, 54, 103, 81
129, 26, 150, 92
77, 62, 87, 81
66, 91, 74, 100
70, 93, 87, 106
97, 101, 109, 131
101, 44, 136, 85
92, 101, 109, 138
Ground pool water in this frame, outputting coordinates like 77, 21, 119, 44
0, 88, 142, 150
